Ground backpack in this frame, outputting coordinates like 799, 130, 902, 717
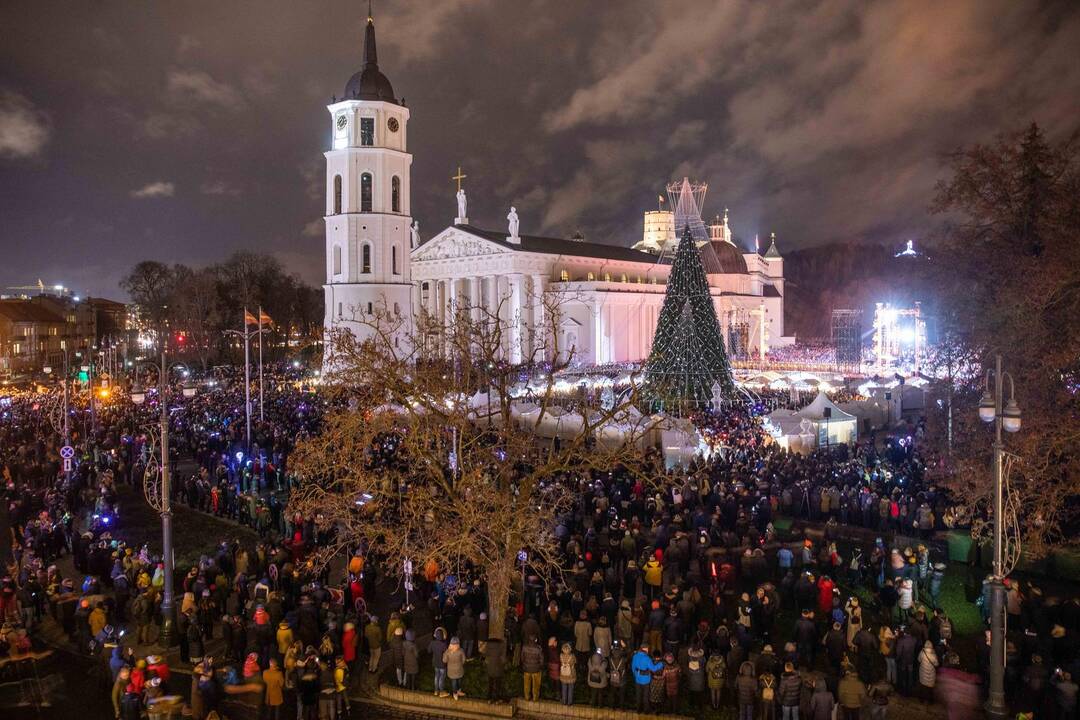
589, 666, 603, 685
939, 617, 953, 641
609, 659, 624, 685
761, 674, 775, 702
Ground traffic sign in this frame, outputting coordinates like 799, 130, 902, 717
60, 445, 75, 459
63, 458, 72, 472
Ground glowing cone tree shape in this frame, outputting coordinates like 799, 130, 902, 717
645, 224, 734, 411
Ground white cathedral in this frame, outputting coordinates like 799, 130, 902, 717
323, 13, 792, 370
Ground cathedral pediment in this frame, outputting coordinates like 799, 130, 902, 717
411, 228, 510, 262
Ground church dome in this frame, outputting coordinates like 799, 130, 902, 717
701, 239, 749, 274
343, 16, 398, 104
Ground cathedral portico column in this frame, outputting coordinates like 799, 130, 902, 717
591, 300, 603, 365
425, 279, 438, 319
469, 277, 482, 325
447, 278, 464, 359
507, 273, 523, 365
530, 273, 546, 360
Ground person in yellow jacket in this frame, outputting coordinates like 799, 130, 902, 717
334, 656, 351, 715
262, 658, 285, 720
88, 602, 107, 637
643, 553, 663, 601
276, 621, 294, 657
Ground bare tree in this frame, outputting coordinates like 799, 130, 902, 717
120, 260, 174, 336
169, 264, 223, 371
289, 290, 660, 664
929, 122, 1080, 551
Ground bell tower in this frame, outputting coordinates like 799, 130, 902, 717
323, 9, 413, 367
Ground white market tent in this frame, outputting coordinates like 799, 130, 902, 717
796, 391, 858, 446
839, 399, 890, 432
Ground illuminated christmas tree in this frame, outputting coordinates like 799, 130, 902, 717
644, 224, 734, 411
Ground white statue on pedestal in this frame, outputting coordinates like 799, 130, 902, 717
410, 220, 420, 249
507, 206, 519, 239
456, 188, 467, 221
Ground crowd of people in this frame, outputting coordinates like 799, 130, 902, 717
2, 364, 1079, 720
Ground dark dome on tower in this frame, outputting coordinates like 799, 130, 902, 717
700, 239, 749, 275
343, 16, 398, 104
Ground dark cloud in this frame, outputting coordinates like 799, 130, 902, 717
0, 0, 1078, 299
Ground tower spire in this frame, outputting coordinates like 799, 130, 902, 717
364, 3, 378, 69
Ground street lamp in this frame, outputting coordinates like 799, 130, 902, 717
979, 353, 1020, 720
129, 351, 195, 649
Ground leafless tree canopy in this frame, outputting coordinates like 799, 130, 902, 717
928, 122, 1080, 552
290, 291, 661, 643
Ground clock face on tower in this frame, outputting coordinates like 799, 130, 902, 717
336, 115, 348, 131
387, 117, 399, 133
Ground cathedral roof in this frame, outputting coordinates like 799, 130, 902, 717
455, 225, 664, 264
703, 240, 749, 274
344, 16, 398, 104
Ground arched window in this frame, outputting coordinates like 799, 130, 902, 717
367, 302, 373, 314
332, 245, 342, 275
392, 245, 399, 275
394, 302, 400, 316
360, 172, 372, 212
391, 176, 401, 213
333, 175, 342, 214
587, 272, 594, 281
560, 270, 569, 281
604, 272, 611, 282
620, 273, 628, 283
361, 243, 372, 274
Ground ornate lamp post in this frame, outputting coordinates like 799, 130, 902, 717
978, 354, 1021, 720
130, 347, 196, 648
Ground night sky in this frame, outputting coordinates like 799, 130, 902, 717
2, 0, 1078, 300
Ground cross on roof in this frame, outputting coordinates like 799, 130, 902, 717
451, 165, 467, 191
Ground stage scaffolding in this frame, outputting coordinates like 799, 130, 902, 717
831, 309, 863, 373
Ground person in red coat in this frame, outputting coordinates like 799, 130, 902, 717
342, 622, 358, 669
146, 654, 171, 690
818, 576, 836, 615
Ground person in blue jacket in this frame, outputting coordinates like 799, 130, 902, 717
632, 643, 663, 713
